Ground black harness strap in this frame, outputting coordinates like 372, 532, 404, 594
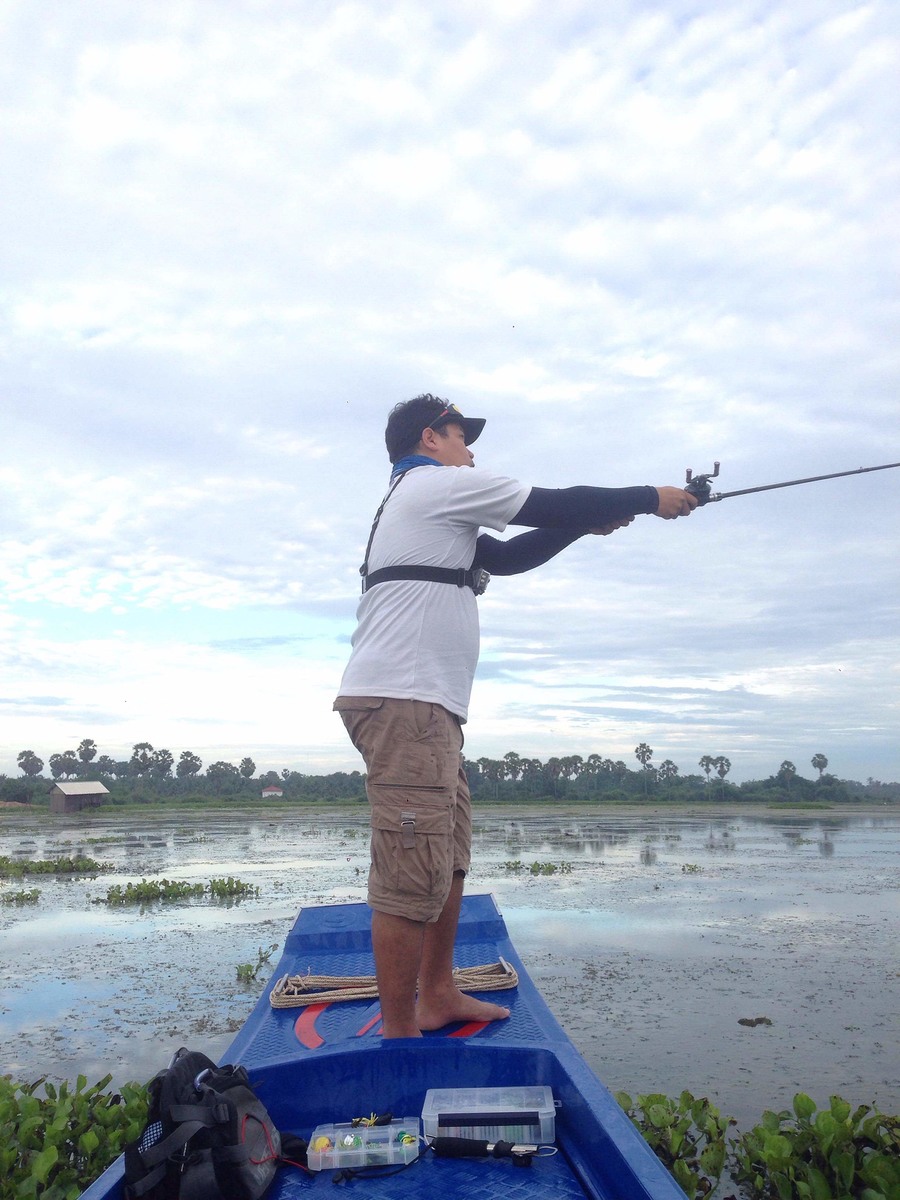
363, 564, 489, 592
359, 471, 489, 595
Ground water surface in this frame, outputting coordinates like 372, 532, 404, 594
1, 807, 897, 1129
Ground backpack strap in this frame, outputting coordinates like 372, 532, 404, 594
126, 1119, 209, 1198
133, 1120, 209, 1169
168, 1100, 231, 1125
177, 1151, 220, 1200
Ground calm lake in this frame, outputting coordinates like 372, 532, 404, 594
1, 805, 897, 1130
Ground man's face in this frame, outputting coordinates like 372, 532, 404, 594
424, 421, 475, 468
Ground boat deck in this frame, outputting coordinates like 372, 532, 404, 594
82, 894, 685, 1200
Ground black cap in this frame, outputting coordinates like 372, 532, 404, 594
385, 394, 486, 462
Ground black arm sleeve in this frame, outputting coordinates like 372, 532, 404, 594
511, 485, 659, 528
473, 528, 586, 576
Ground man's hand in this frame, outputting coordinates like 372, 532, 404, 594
588, 516, 636, 535
654, 487, 698, 519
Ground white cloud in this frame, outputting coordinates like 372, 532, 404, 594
1, 0, 898, 782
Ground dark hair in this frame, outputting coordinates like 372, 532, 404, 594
384, 394, 450, 463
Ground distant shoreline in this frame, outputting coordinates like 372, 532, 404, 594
2, 797, 897, 822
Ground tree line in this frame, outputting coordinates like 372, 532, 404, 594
4, 738, 898, 806
460, 745, 867, 804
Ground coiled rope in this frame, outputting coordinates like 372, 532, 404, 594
270, 957, 518, 1009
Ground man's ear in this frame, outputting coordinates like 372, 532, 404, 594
419, 426, 442, 453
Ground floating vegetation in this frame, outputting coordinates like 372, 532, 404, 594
731, 1094, 900, 1200
529, 861, 573, 875
0, 887, 41, 905
209, 876, 259, 900
617, 1089, 733, 1199
501, 859, 573, 875
681, 863, 703, 874
1, 1072, 148, 1200
96, 876, 259, 905
99, 879, 205, 905
236, 943, 279, 983
0, 854, 114, 879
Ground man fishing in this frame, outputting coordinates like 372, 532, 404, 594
334, 394, 697, 1038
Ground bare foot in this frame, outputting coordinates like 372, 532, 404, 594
416, 986, 511, 1031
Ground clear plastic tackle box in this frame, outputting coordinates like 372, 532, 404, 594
421, 1086, 556, 1144
306, 1117, 421, 1171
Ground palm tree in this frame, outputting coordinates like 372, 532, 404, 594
778, 760, 797, 792
130, 742, 155, 775
582, 754, 603, 794
503, 752, 523, 784
658, 759, 679, 797
150, 748, 175, 780
699, 755, 715, 800
77, 738, 98, 766
520, 758, 543, 795
560, 755, 583, 785
176, 751, 203, 779
49, 751, 78, 779
714, 756, 731, 800
543, 757, 564, 798
811, 754, 828, 779
476, 757, 504, 799
17, 750, 44, 778
634, 743, 653, 794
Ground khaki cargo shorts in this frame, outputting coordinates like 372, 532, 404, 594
333, 696, 471, 923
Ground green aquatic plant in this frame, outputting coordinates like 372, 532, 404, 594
619, 1090, 900, 1200
99, 878, 205, 905
208, 876, 259, 899
731, 1093, 900, 1200
0, 887, 41, 905
236, 943, 279, 983
616, 1089, 732, 1199
97, 877, 259, 905
0, 1073, 148, 1200
528, 861, 573, 875
0, 854, 113, 879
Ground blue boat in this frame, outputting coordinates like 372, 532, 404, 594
82, 893, 685, 1200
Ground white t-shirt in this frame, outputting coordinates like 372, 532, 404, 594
337, 464, 530, 720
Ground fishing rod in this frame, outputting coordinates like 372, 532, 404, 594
684, 460, 900, 505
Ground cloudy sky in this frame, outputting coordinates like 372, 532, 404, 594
2, 0, 898, 785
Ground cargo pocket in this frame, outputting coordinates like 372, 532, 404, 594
370, 800, 453, 900
333, 696, 385, 756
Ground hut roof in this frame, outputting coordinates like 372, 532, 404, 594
53, 781, 111, 795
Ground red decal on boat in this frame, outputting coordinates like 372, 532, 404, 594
356, 1011, 382, 1037
294, 1003, 329, 1049
448, 1021, 488, 1038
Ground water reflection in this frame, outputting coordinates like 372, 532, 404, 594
1, 806, 898, 1125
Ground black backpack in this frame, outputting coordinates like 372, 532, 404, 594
124, 1048, 300, 1200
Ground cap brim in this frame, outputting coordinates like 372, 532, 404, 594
460, 416, 486, 445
